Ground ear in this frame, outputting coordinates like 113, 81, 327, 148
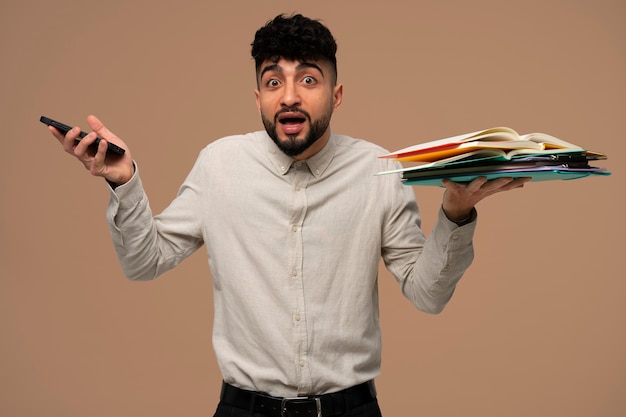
332, 83, 343, 111
254, 88, 261, 113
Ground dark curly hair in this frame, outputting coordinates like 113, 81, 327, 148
251, 13, 338, 84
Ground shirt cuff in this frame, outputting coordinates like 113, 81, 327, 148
107, 162, 145, 210
447, 207, 477, 227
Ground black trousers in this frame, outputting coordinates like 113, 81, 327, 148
212, 399, 382, 417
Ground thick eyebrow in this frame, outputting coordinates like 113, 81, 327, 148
259, 63, 281, 81
297, 62, 325, 76
259, 61, 325, 81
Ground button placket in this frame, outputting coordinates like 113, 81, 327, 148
286, 163, 312, 393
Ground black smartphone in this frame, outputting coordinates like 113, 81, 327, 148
40, 115, 126, 155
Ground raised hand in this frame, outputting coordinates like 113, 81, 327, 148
49, 115, 134, 186
441, 176, 530, 223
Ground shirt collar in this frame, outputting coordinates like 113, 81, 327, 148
264, 131, 336, 178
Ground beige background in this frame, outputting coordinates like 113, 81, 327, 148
1, 0, 624, 416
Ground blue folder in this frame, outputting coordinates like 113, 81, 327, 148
402, 167, 611, 187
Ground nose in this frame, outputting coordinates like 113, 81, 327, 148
280, 81, 301, 108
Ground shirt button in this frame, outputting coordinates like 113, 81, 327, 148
295, 314, 301, 321
295, 185, 301, 191
291, 225, 298, 232
452, 234, 459, 240
292, 269, 298, 277
299, 360, 305, 367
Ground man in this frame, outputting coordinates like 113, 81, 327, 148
49, 13, 528, 417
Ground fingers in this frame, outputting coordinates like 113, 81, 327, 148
89, 138, 109, 176
87, 114, 115, 140
48, 125, 68, 143
487, 177, 530, 192
467, 176, 530, 194
465, 176, 490, 193
74, 131, 101, 160
444, 176, 529, 203
475, 177, 514, 193
48, 124, 78, 152
85, 114, 129, 158
442, 176, 488, 191
45, 115, 133, 184
49, 115, 110, 161
442, 176, 530, 221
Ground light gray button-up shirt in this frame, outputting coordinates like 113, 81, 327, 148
106, 131, 476, 397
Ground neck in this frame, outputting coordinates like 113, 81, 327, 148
293, 130, 331, 160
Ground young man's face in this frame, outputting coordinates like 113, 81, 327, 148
255, 58, 343, 160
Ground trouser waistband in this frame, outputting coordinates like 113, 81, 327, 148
220, 380, 377, 417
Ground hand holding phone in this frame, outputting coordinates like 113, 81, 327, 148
40, 115, 126, 155
41, 114, 135, 186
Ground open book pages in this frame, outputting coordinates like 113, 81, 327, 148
380, 127, 584, 163
376, 127, 610, 186
376, 149, 607, 177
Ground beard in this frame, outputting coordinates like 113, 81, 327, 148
262, 107, 332, 157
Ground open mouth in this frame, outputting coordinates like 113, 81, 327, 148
280, 117, 306, 125
278, 113, 307, 125
277, 112, 307, 136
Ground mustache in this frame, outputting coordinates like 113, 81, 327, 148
274, 107, 311, 121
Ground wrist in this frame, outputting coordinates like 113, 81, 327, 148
443, 206, 476, 226
106, 162, 136, 189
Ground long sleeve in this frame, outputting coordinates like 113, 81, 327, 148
105, 162, 204, 281
380, 167, 476, 314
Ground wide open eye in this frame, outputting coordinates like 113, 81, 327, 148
302, 76, 317, 85
266, 79, 281, 88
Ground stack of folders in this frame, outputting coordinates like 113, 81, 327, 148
376, 127, 611, 187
